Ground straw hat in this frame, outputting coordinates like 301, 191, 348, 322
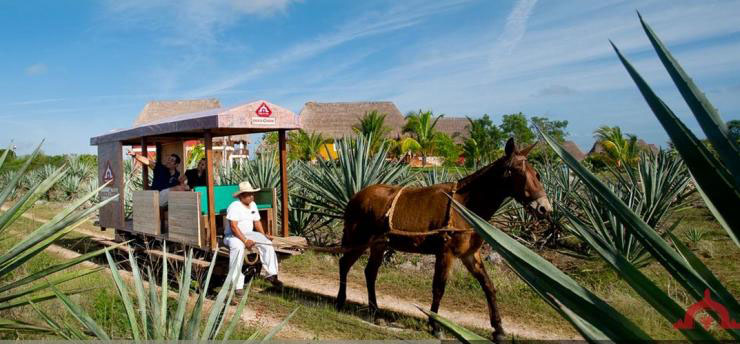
232, 181, 261, 197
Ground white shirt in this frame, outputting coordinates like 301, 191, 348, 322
224, 200, 261, 237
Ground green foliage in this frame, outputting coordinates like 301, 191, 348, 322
289, 130, 329, 161
293, 135, 413, 219
0, 141, 121, 336
728, 120, 740, 145
500, 112, 535, 145
593, 125, 640, 168
186, 144, 204, 169
531, 116, 569, 143
463, 114, 505, 168
403, 110, 445, 165
352, 110, 392, 154
432, 132, 461, 166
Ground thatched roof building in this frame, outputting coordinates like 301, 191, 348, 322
588, 139, 659, 156
561, 140, 586, 161
134, 99, 221, 127
436, 117, 469, 143
299, 101, 406, 138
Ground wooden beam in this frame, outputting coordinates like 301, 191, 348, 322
278, 129, 289, 237
141, 137, 149, 190
205, 131, 218, 250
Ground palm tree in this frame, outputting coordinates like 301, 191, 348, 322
289, 130, 328, 161
352, 110, 391, 154
593, 125, 640, 168
403, 110, 444, 166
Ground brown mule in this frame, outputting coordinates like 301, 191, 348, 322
335, 137, 552, 341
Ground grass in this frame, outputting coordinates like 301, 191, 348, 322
3, 200, 738, 340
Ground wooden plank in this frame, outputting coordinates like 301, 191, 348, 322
168, 191, 203, 247
278, 129, 289, 237
141, 137, 149, 190
133, 191, 161, 235
205, 131, 217, 250
98, 142, 125, 230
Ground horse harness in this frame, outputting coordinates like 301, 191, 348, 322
384, 182, 473, 241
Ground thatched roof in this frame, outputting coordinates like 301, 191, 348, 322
436, 117, 469, 144
299, 101, 406, 138
562, 140, 586, 161
132, 99, 252, 144
588, 139, 659, 156
134, 99, 221, 127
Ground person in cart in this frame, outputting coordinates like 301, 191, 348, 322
225, 181, 282, 300
127, 151, 187, 207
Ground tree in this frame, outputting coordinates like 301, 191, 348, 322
531, 116, 569, 143
463, 114, 505, 167
403, 110, 444, 166
593, 125, 640, 168
352, 110, 391, 154
433, 132, 462, 166
289, 130, 328, 161
500, 112, 535, 145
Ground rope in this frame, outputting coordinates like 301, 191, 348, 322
385, 186, 407, 232
383, 182, 472, 238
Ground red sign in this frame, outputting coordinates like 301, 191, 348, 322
103, 161, 115, 184
674, 289, 740, 330
256, 102, 272, 117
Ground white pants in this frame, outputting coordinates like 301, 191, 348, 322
225, 232, 279, 290
159, 188, 170, 207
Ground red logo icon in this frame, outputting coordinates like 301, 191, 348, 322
103, 161, 115, 183
256, 102, 272, 117
674, 289, 740, 330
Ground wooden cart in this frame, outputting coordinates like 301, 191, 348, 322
90, 100, 301, 263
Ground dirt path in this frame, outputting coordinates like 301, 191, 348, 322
279, 272, 577, 340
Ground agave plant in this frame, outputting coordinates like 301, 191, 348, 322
293, 135, 414, 219
424, 14, 738, 343
0, 141, 122, 335
415, 167, 457, 187
47, 243, 296, 340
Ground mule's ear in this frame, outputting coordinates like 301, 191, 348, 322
520, 142, 538, 156
505, 137, 516, 156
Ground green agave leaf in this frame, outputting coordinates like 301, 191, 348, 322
0, 268, 101, 303
0, 318, 56, 334
415, 305, 489, 343
159, 241, 168, 332
566, 214, 715, 342
451, 198, 651, 341
105, 250, 141, 341
0, 140, 44, 206
222, 279, 252, 341
0, 143, 11, 171
127, 248, 148, 340
172, 248, 193, 339
28, 300, 78, 339
261, 307, 298, 342
200, 254, 238, 341
611, 42, 740, 246
51, 285, 110, 340
639, 13, 740, 184
539, 128, 739, 340
185, 253, 218, 339
0, 241, 127, 294
0, 165, 67, 233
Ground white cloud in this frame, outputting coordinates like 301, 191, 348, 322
25, 63, 48, 76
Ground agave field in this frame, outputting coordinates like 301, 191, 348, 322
0, 15, 738, 342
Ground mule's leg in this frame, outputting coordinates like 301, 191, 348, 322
336, 248, 364, 310
365, 244, 386, 320
429, 251, 454, 337
461, 252, 505, 341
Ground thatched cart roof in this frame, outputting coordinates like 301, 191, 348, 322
91, 100, 299, 145
134, 99, 222, 127
299, 101, 406, 138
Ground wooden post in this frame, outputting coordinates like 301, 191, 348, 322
205, 132, 217, 250
278, 130, 289, 237
141, 137, 149, 190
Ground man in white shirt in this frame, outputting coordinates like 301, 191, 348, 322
224, 181, 282, 300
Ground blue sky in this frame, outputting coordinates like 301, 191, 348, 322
1, 0, 739, 155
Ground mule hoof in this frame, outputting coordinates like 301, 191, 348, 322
492, 331, 506, 343
374, 317, 387, 326
432, 327, 443, 339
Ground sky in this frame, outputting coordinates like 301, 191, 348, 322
1, 0, 739, 155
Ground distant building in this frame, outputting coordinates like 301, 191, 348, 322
561, 140, 586, 161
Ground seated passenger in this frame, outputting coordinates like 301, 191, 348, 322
127, 151, 187, 207
224, 181, 282, 301
184, 158, 207, 189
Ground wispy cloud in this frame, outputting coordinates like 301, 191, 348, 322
496, 0, 537, 55
187, 0, 474, 96
25, 63, 48, 76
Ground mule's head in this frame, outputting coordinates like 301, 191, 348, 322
502, 138, 552, 217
